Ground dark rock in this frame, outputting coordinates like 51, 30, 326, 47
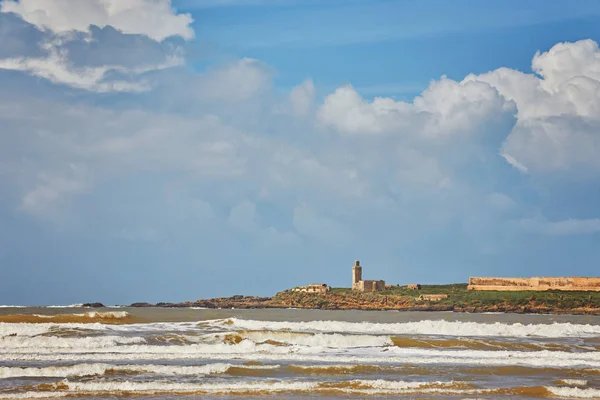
129, 302, 154, 308
82, 302, 105, 308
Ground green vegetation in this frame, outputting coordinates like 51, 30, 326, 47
379, 284, 600, 309
293, 284, 600, 310
273, 284, 600, 313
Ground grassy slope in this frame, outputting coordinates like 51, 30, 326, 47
307, 284, 600, 310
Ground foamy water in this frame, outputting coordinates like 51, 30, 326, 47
0, 308, 599, 399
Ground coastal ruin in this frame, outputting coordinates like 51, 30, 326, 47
292, 284, 331, 294
468, 277, 600, 292
352, 260, 385, 292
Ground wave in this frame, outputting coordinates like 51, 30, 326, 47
220, 330, 392, 348
13, 361, 590, 381
0, 379, 477, 398
43, 304, 84, 308
4, 344, 600, 369
546, 387, 600, 398
0, 362, 280, 379
11, 316, 599, 340
7, 379, 596, 398
555, 379, 588, 387
0, 335, 146, 350
214, 318, 600, 338
0, 312, 135, 325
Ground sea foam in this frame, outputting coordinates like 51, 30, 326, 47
214, 317, 600, 338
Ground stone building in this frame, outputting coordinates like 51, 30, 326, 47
352, 260, 385, 292
292, 283, 331, 294
468, 277, 600, 292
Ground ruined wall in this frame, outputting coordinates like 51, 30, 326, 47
351, 260, 385, 292
357, 280, 386, 293
292, 284, 330, 294
468, 277, 600, 291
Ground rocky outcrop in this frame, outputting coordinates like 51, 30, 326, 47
82, 302, 105, 308
129, 302, 154, 308
130, 296, 273, 309
124, 290, 600, 315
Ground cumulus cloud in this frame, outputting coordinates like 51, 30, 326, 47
318, 77, 515, 140
0, 0, 194, 41
0, 1, 188, 92
318, 39, 600, 175
3, 31, 600, 252
466, 39, 600, 174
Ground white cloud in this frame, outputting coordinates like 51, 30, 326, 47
317, 78, 514, 139
288, 79, 315, 116
0, 40, 183, 92
532, 39, 600, 95
318, 84, 413, 134
5, 34, 600, 248
0, 0, 194, 41
501, 153, 528, 173
199, 58, 273, 103
466, 39, 600, 173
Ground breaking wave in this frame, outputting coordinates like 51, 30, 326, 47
220, 330, 392, 348
44, 305, 84, 308
0, 335, 146, 350
546, 387, 600, 398
5, 379, 596, 398
0, 362, 279, 379
214, 318, 600, 338
4, 344, 600, 369
0, 379, 479, 398
2, 310, 600, 399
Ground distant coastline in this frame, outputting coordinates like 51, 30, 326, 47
85, 284, 600, 316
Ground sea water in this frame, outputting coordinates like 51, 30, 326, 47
0, 307, 600, 399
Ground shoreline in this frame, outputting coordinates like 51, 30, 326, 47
78, 296, 600, 317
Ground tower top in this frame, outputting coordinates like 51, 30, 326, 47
354, 260, 360, 267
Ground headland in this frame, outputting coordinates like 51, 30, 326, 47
90, 260, 600, 316
118, 283, 600, 315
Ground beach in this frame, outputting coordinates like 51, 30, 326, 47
1, 306, 600, 398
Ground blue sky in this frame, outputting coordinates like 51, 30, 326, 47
1, 0, 600, 305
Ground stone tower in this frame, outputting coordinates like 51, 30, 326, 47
352, 260, 362, 287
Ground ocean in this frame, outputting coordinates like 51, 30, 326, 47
1, 307, 600, 399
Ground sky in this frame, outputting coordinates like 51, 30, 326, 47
1, 1, 600, 305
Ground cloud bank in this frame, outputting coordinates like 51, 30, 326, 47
0, 1, 599, 302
